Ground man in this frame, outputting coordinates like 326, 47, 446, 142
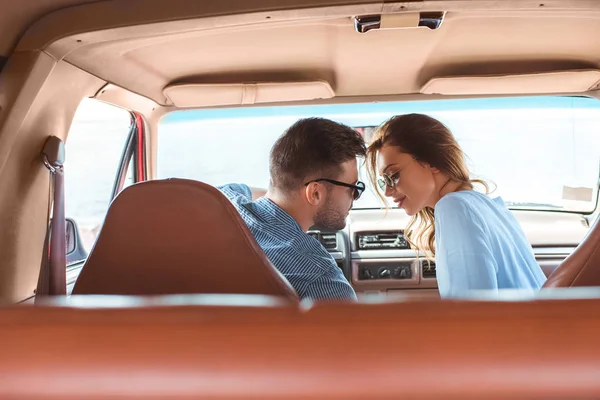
219, 117, 366, 301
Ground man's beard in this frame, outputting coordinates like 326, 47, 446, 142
313, 198, 347, 231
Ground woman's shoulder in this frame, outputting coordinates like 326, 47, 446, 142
436, 190, 489, 211
434, 191, 501, 239
436, 190, 510, 225
436, 190, 503, 224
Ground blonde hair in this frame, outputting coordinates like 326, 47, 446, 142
366, 114, 488, 258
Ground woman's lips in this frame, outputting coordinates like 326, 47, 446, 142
394, 195, 406, 208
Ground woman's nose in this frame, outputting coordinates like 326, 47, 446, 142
384, 184, 394, 197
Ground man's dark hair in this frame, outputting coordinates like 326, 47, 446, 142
269, 117, 366, 191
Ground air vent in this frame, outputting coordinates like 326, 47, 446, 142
320, 233, 338, 250
308, 231, 337, 250
356, 231, 410, 250
422, 261, 436, 279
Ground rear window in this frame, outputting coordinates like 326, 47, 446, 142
157, 96, 600, 213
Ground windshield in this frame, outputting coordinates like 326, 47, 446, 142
158, 96, 600, 213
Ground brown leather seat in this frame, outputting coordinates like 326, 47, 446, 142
5, 292, 600, 399
544, 215, 600, 288
72, 179, 298, 300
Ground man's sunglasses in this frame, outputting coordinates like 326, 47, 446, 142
304, 179, 366, 200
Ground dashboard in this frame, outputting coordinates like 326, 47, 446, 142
310, 208, 591, 299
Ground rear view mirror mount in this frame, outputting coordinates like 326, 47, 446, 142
354, 126, 378, 143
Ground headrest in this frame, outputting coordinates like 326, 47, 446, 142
72, 178, 299, 301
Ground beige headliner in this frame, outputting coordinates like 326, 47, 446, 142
0, 0, 101, 58
8, 1, 600, 108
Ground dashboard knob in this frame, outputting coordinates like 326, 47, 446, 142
400, 267, 409, 278
361, 268, 373, 280
378, 268, 391, 279
393, 265, 412, 279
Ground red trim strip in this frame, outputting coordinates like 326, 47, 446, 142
135, 113, 145, 182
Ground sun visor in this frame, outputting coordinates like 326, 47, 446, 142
421, 70, 600, 95
164, 81, 335, 107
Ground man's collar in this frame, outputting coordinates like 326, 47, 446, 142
255, 197, 305, 233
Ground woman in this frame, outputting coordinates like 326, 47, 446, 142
366, 113, 546, 298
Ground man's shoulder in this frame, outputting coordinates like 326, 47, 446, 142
218, 183, 253, 204
291, 236, 338, 270
263, 234, 335, 268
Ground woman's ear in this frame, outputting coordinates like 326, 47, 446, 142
418, 160, 440, 174
305, 183, 323, 206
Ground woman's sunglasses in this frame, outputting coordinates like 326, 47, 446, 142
377, 158, 417, 190
377, 172, 399, 190
304, 179, 366, 200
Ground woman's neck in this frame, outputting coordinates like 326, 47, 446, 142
430, 176, 471, 208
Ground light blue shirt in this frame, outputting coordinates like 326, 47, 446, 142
434, 190, 547, 298
218, 184, 357, 301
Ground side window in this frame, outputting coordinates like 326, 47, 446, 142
65, 98, 132, 254
124, 157, 135, 190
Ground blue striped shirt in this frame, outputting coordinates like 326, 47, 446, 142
219, 184, 357, 301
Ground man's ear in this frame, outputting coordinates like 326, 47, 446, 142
305, 182, 323, 206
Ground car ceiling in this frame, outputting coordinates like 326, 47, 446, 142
0, 0, 102, 58
4, 0, 600, 109
0, 0, 379, 59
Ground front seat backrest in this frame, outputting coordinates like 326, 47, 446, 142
72, 179, 298, 300
544, 215, 600, 288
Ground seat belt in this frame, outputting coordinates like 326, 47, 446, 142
36, 136, 66, 298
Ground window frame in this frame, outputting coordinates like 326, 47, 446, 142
111, 112, 148, 200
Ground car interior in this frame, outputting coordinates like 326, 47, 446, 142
2, 0, 600, 398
